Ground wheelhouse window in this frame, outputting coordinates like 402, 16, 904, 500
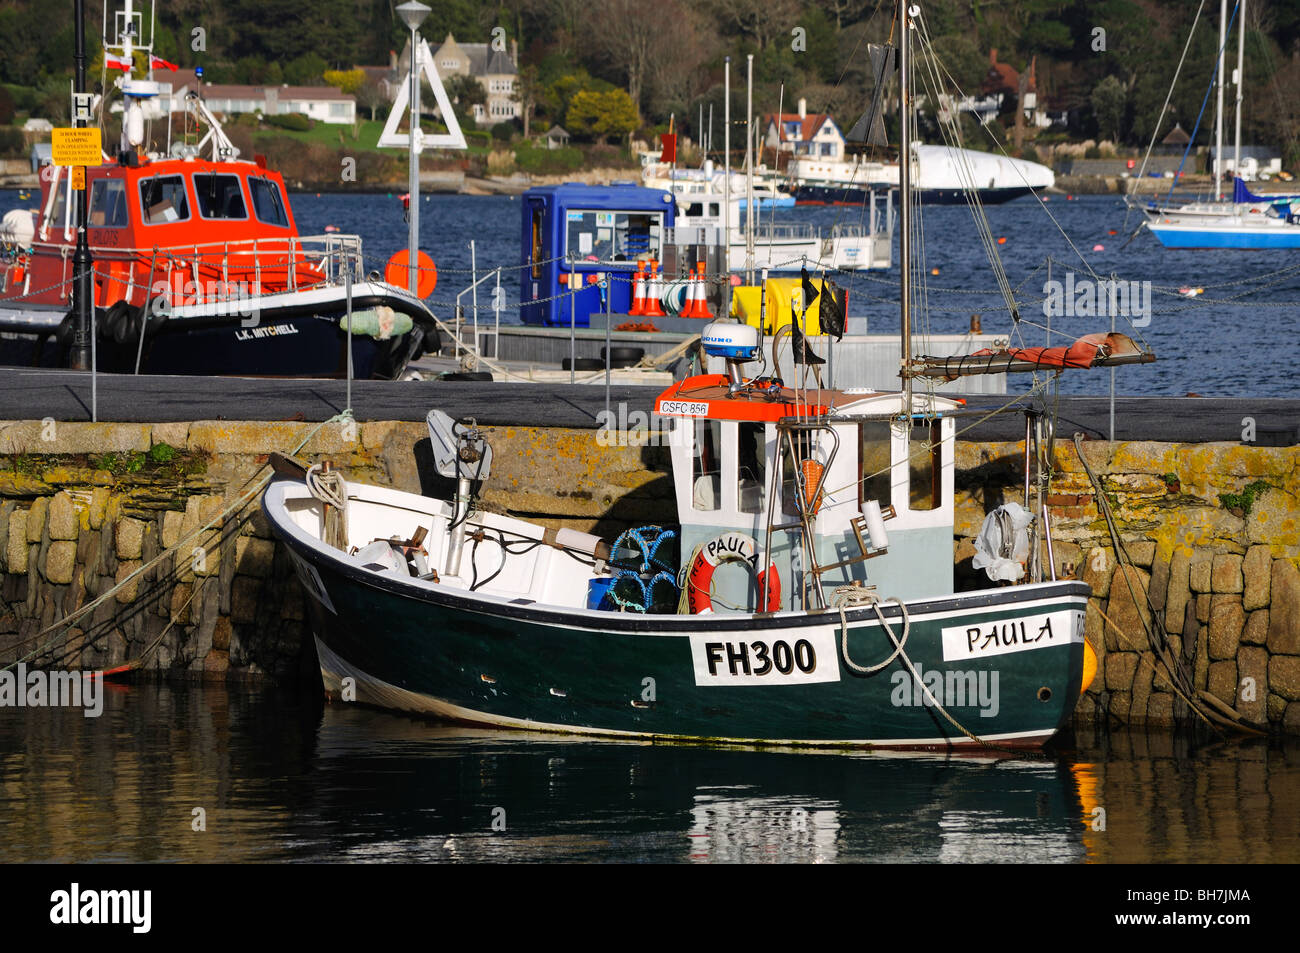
858, 420, 892, 508
908, 420, 942, 511
692, 419, 722, 512
139, 175, 190, 224
564, 209, 663, 263
88, 179, 128, 228
47, 180, 82, 230
737, 422, 766, 514
249, 178, 289, 227
192, 173, 248, 220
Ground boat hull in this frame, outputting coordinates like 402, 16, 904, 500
793, 184, 1038, 206
0, 288, 437, 379
268, 492, 1089, 749
1146, 222, 1300, 249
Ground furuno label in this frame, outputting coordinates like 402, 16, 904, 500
690, 631, 840, 686
657, 400, 710, 418
940, 610, 1081, 662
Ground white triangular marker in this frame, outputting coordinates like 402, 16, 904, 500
379, 38, 466, 151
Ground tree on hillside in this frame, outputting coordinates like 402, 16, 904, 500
514, 64, 540, 138
284, 53, 328, 86
567, 88, 639, 144
1090, 75, 1126, 143
595, 0, 683, 114
445, 73, 487, 127
713, 0, 801, 50
355, 77, 388, 121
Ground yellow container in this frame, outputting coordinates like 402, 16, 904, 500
730, 277, 830, 335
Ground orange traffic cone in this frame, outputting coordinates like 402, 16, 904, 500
628, 263, 647, 316
679, 266, 698, 317
692, 261, 713, 318
643, 260, 666, 317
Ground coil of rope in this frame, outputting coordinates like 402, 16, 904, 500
831, 584, 994, 748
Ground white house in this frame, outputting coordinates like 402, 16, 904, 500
762, 99, 845, 160
169, 71, 357, 124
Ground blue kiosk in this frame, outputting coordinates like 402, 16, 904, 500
521, 183, 676, 327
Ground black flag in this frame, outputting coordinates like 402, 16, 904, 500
800, 266, 820, 311
847, 44, 897, 148
819, 278, 846, 341
790, 306, 825, 366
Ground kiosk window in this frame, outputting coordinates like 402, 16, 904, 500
565, 209, 662, 262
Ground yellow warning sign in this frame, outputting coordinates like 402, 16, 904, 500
71, 166, 85, 190
51, 128, 103, 167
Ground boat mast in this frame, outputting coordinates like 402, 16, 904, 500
899, 3, 913, 412
1214, 0, 1226, 201
724, 57, 731, 287
1234, 0, 1245, 188
745, 54, 755, 286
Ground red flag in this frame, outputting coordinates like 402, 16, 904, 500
658, 133, 676, 164
105, 51, 133, 71
150, 54, 179, 72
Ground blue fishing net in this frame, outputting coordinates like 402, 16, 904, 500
603, 526, 679, 612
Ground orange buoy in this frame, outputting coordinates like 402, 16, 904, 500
1081, 640, 1098, 693
997, 236, 1007, 244
385, 249, 437, 298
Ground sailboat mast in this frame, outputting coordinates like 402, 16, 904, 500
899, 3, 912, 411
1215, 0, 1226, 200
1234, 0, 1245, 185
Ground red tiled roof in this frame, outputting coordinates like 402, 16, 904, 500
763, 112, 834, 141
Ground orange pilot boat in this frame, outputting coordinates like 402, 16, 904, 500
0, 6, 439, 379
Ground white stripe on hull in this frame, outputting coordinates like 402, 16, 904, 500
313, 636, 1058, 750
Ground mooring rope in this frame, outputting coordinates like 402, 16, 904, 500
2, 411, 354, 672
832, 585, 994, 748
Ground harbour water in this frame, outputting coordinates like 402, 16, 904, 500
3, 186, 1296, 397
288, 190, 1300, 399
1, 681, 1296, 863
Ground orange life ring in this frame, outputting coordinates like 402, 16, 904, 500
685, 532, 780, 614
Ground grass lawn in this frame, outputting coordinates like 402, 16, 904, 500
248, 118, 494, 155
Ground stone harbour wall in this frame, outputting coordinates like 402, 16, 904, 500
0, 419, 666, 681
954, 438, 1300, 734
0, 418, 1297, 735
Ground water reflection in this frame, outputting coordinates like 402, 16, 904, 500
0, 683, 1294, 863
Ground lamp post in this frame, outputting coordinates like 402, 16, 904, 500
396, 1, 430, 297
70, 0, 92, 370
